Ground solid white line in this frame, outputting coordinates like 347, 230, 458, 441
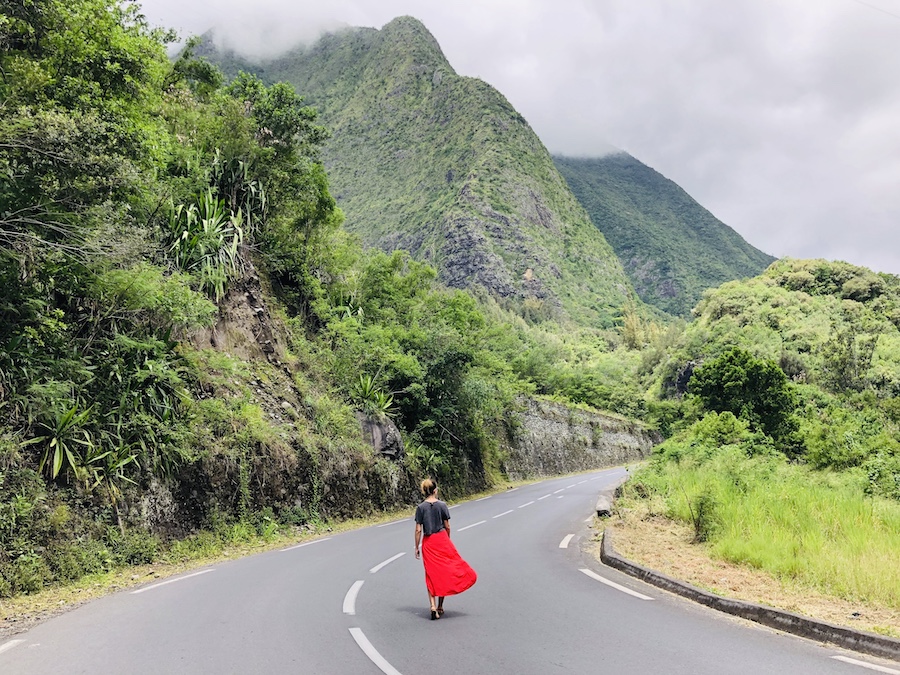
537, 494, 552, 500
559, 534, 575, 549
343, 580, 365, 615
579, 569, 653, 600
518, 501, 535, 508
370, 552, 406, 574
832, 656, 900, 674
493, 510, 514, 519
281, 537, 332, 551
0, 640, 25, 655
553, 489, 565, 494
377, 520, 406, 528
130, 569, 214, 595
458, 520, 487, 532
349, 627, 403, 675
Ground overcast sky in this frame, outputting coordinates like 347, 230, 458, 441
138, 0, 900, 275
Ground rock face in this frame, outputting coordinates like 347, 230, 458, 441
503, 398, 658, 479
356, 412, 405, 459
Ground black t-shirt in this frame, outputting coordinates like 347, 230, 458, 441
415, 499, 450, 536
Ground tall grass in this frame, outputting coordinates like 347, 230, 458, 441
628, 447, 900, 608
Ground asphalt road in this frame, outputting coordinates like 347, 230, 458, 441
1, 467, 897, 674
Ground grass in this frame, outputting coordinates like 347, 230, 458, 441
620, 451, 900, 614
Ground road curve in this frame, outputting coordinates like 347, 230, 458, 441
1, 468, 896, 674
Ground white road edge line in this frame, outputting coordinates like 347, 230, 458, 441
577, 480, 588, 485
566, 484, 577, 489
130, 569, 214, 595
449, 505, 460, 509
579, 568, 653, 601
281, 537, 332, 551
458, 520, 487, 532
518, 501, 535, 508
584, 515, 594, 523
537, 494, 551, 500
0, 640, 25, 655
493, 510, 514, 519
832, 656, 900, 674
377, 520, 406, 528
475, 495, 492, 501
343, 580, 365, 615
559, 534, 575, 549
507, 487, 519, 492
553, 489, 565, 494
370, 552, 406, 574
349, 627, 403, 675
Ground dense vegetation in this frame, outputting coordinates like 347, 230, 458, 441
202, 17, 641, 329
621, 259, 900, 613
1, 3, 897, 619
554, 154, 774, 317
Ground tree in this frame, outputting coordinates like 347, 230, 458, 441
689, 347, 798, 449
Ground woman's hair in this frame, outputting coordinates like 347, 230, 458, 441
420, 478, 437, 496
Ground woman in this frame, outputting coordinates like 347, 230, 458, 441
414, 478, 477, 620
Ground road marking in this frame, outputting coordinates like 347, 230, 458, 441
566, 484, 577, 489
475, 495, 492, 501
349, 627, 403, 675
537, 494, 551, 500
553, 489, 565, 494
493, 510, 514, 519
518, 501, 535, 508
832, 656, 900, 674
449, 504, 460, 509
377, 520, 406, 528
458, 520, 486, 532
370, 552, 406, 574
0, 640, 24, 655
579, 569, 653, 600
585, 515, 594, 523
577, 480, 588, 485
131, 569, 214, 595
343, 580, 365, 615
559, 534, 575, 548
281, 537, 332, 551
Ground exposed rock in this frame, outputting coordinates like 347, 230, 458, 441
356, 412, 405, 459
503, 397, 659, 480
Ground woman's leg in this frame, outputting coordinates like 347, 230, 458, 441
437, 596, 444, 615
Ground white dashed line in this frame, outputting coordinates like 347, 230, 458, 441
0, 640, 24, 655
566, 484, 577, 489
377, 520, 406, 528
559, 534, 575, 548
507, 487, 519, 492
577, 480, 588, 485
585, 515, 594, 523
518, 501, 535, 508
449, 504, 460, 509
579, 569, 653, 600
831, 656, 900, 674
475, 495, 492, 501
370, 552, 405, 574
493, 510, 514, 519
281, 537, 332, 551
553, 489, 565, 494
349, 628, 403, 675
130, 569, 214, 594
458, 520, 487, 532
343, 580, 365, 615
537, 494, 552, 500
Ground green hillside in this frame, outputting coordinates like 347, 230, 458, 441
203, 17, 638, 328
554, 153, 775, 317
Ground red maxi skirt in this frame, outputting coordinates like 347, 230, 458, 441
422, 530, 477, 597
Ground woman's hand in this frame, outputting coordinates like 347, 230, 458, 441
415, 549, 420, 559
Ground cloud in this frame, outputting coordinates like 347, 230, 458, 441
137, 0, 900, 274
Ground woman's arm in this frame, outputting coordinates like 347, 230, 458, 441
415, 523, 422, 559
443, 519, 451, 538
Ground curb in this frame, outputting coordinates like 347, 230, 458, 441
600, 527, 900, 662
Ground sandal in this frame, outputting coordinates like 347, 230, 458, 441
430, 608, 438, 620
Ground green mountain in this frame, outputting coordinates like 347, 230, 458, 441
203, 17, 638, 328
554, 154, 775, 317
